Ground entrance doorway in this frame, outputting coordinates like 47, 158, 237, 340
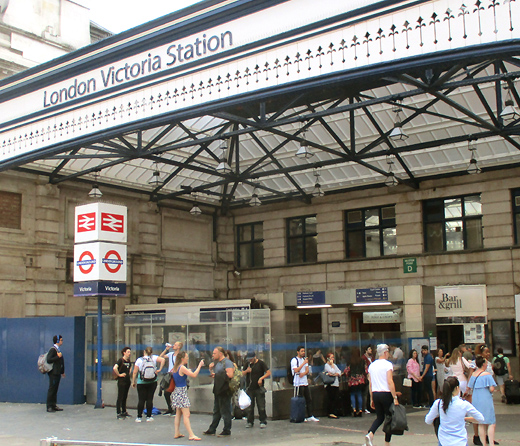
299, 312, 322, 333
437, 325, 464, 353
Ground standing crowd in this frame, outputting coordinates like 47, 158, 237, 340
42, 336, 514, 445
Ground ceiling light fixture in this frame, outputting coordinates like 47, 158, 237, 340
466, 140, 482, 175
311, 168, 325, 197
249, 186, 262, 207
500, 83, 520, 122
296, 129, 314, 159
384, 156, 399, 187
88, 171, 103, 198
189, 203, 202, 215
389, 101, 409, 141
216, 140, 232, 174
148, 162, 163, 186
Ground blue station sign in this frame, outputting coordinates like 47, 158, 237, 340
74, 281, 127, 297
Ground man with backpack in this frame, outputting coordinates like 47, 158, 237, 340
131, 347, 165, 422
159, 341, 183, 415
492, 347, 513, 403
46, 335, 65, 413
291, 346, 319, 422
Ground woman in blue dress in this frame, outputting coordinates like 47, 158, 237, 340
468, 356, 497, 446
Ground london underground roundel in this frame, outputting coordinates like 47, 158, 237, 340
77, 251, 96, 274
102, 249, 123, 273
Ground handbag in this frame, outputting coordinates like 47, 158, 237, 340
383, 403, 408, 436
319, 371, 335, 385
167, 373, 176, 393
403, 378, 412, 387
238, 389, 252, 410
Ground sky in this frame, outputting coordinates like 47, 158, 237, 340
77, 0, 203, 33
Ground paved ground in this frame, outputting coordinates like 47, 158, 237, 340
2, 393, 520, 446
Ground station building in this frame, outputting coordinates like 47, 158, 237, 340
1, 0, 520, 415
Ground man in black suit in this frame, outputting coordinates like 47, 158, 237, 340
46, 335, 65, 412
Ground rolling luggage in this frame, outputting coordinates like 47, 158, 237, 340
290, 387, 306, 423
504, 379, 520, 404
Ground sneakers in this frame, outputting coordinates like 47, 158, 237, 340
365, 434, 374, 446
117, 414, 125, 420
203, 431, 215, 436
135, 417, 142, 423
121, 412, 130, 418
306, 416, 319, 422
245, 423, 253, 428
146, 417, 154, 422
259, 423, 267, 429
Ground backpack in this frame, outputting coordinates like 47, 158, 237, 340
139, 356, 157, 382
37, 350, 53, 374
493, 355, 508, 376
229, 363, 242, 395
286, 357, 298, 385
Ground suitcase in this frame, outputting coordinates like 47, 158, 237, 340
504, 379, 520, 404
290, 387, 306, 423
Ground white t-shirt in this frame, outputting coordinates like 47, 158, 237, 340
368, 359, 393, 392
291, 356, 308, 387
166, 351, 177, 373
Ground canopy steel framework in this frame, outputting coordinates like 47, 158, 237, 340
1, 0, 520, 215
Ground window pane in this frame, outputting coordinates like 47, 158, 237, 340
253, 241, 264, 267
239, 225, 252, 242
383, 227, 397, 255
516, 214, 520, 244
239, 244, 251, 268
424, 199, 444, 222
464, 195, 482, 216
365, 228, 380, 257
305, 216, 317, 234
466, 218, 483, 249
365, 209, 379, 227
347, 210, 363, 225
288, 238, 303, 263
446, 220, 463, 251
347, 230, 364, 258
253, 223, 263, 239
289, 219, 303, 236
305, 236, 317, 262
426, 222, 443, 252
382, 206, 396, 221
445, 198, 462, 219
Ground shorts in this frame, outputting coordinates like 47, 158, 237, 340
494, 375, 506, 386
